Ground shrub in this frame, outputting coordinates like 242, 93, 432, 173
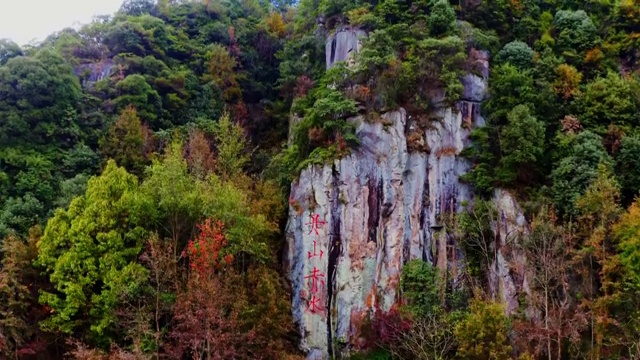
554, 10, 599, 53
428, 0, 457, 37
454, 296, 512, 360
496, 41, 534, 69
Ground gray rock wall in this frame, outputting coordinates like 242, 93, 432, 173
325, 28, 367, 69
75, 59, 115, 85
286, 46, 528, 358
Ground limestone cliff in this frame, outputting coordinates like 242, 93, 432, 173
75, 59, 115, 86
285, 28, 528, 359
325, 27, 367, 69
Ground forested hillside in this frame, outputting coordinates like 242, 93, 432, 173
0, 0, 639, 359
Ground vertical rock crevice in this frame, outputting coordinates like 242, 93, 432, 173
326, 165, 342, 357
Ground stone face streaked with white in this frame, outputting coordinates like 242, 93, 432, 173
75, 59, 115, 85
286, 45, 527, 358
325, 27, 367, 69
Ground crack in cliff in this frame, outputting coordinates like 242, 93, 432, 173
367, 176, 383, 243
326, 165, 342, 357
420, 166, 431, 263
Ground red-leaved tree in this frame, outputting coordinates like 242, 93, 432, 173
170, 219, 254, 359
184, 219, 233, 276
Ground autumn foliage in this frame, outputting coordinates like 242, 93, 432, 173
171, 219, 249, 358
184, 218, 233, 276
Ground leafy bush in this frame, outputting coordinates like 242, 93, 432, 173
496, 41, 534, 69
454, 296, 513, 360
459, 200, 497, 279
401, 260, 442, 317
428, 0, 457, 37
574, 72, 640, 128
496, 105, 545, 184
553, 10, 599, 54
551, 130, 614, 217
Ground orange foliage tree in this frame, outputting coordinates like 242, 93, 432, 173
184, 218, 233, 276
171, 218, 252, 359
553, 64, 582, 100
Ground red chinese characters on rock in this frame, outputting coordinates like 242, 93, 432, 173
305, 266, 325, 293
308, 294, 324, 314
303, 213, 327, 314
308, 240, 324, 260
306, 214, 327, 235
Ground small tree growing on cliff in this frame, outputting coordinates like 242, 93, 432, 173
458, 200, 498, 283
496, 105, 545, 185
390, 260, 465, 360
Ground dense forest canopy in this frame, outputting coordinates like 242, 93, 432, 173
0, 0, 639, 358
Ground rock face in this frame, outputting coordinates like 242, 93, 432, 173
285, 47, 527, 358
325, 27, 367, 69
75, 59, 115, 85
489, 189, 529, 314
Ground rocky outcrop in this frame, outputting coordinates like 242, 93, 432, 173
489, 189, 529, 314
325, 27, 367, 69
75, 59, 115, 85
285, 48, 527, 358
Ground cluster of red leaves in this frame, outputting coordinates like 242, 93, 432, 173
184, 219, 233, 277
308, 127, 325, 145
351, 85, 372, 104
294, 75, 314, 98
359, 307, 413, 351
560, 114, 582, 134
334, 133, 348, 154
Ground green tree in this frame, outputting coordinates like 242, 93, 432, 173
459, 200, 498, 279
574, 73, 640, 129
53, 174, 90, 210
484, 64, 535, 126
496, 41, 534, 70
401, 260, 442, 317
616, 135, 640, 204
0, 195, 43, 238
0, 51, 81, 147
213, 113, 250, 180
428, 0, 456, 37
409, 36, 466, 105
62, 143, 100, 176
119, 0, 156, 16
198, 176, 273, 267
114, 74, 162, 126
0, 39, 22, 65
141, 140, 201, 252
99, 106, 148, 176
461, 125, 500, 195
553, 10, 599, 54
36, 161, 154, 343
496, 105, 545, 185
551, 131, 613, 217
